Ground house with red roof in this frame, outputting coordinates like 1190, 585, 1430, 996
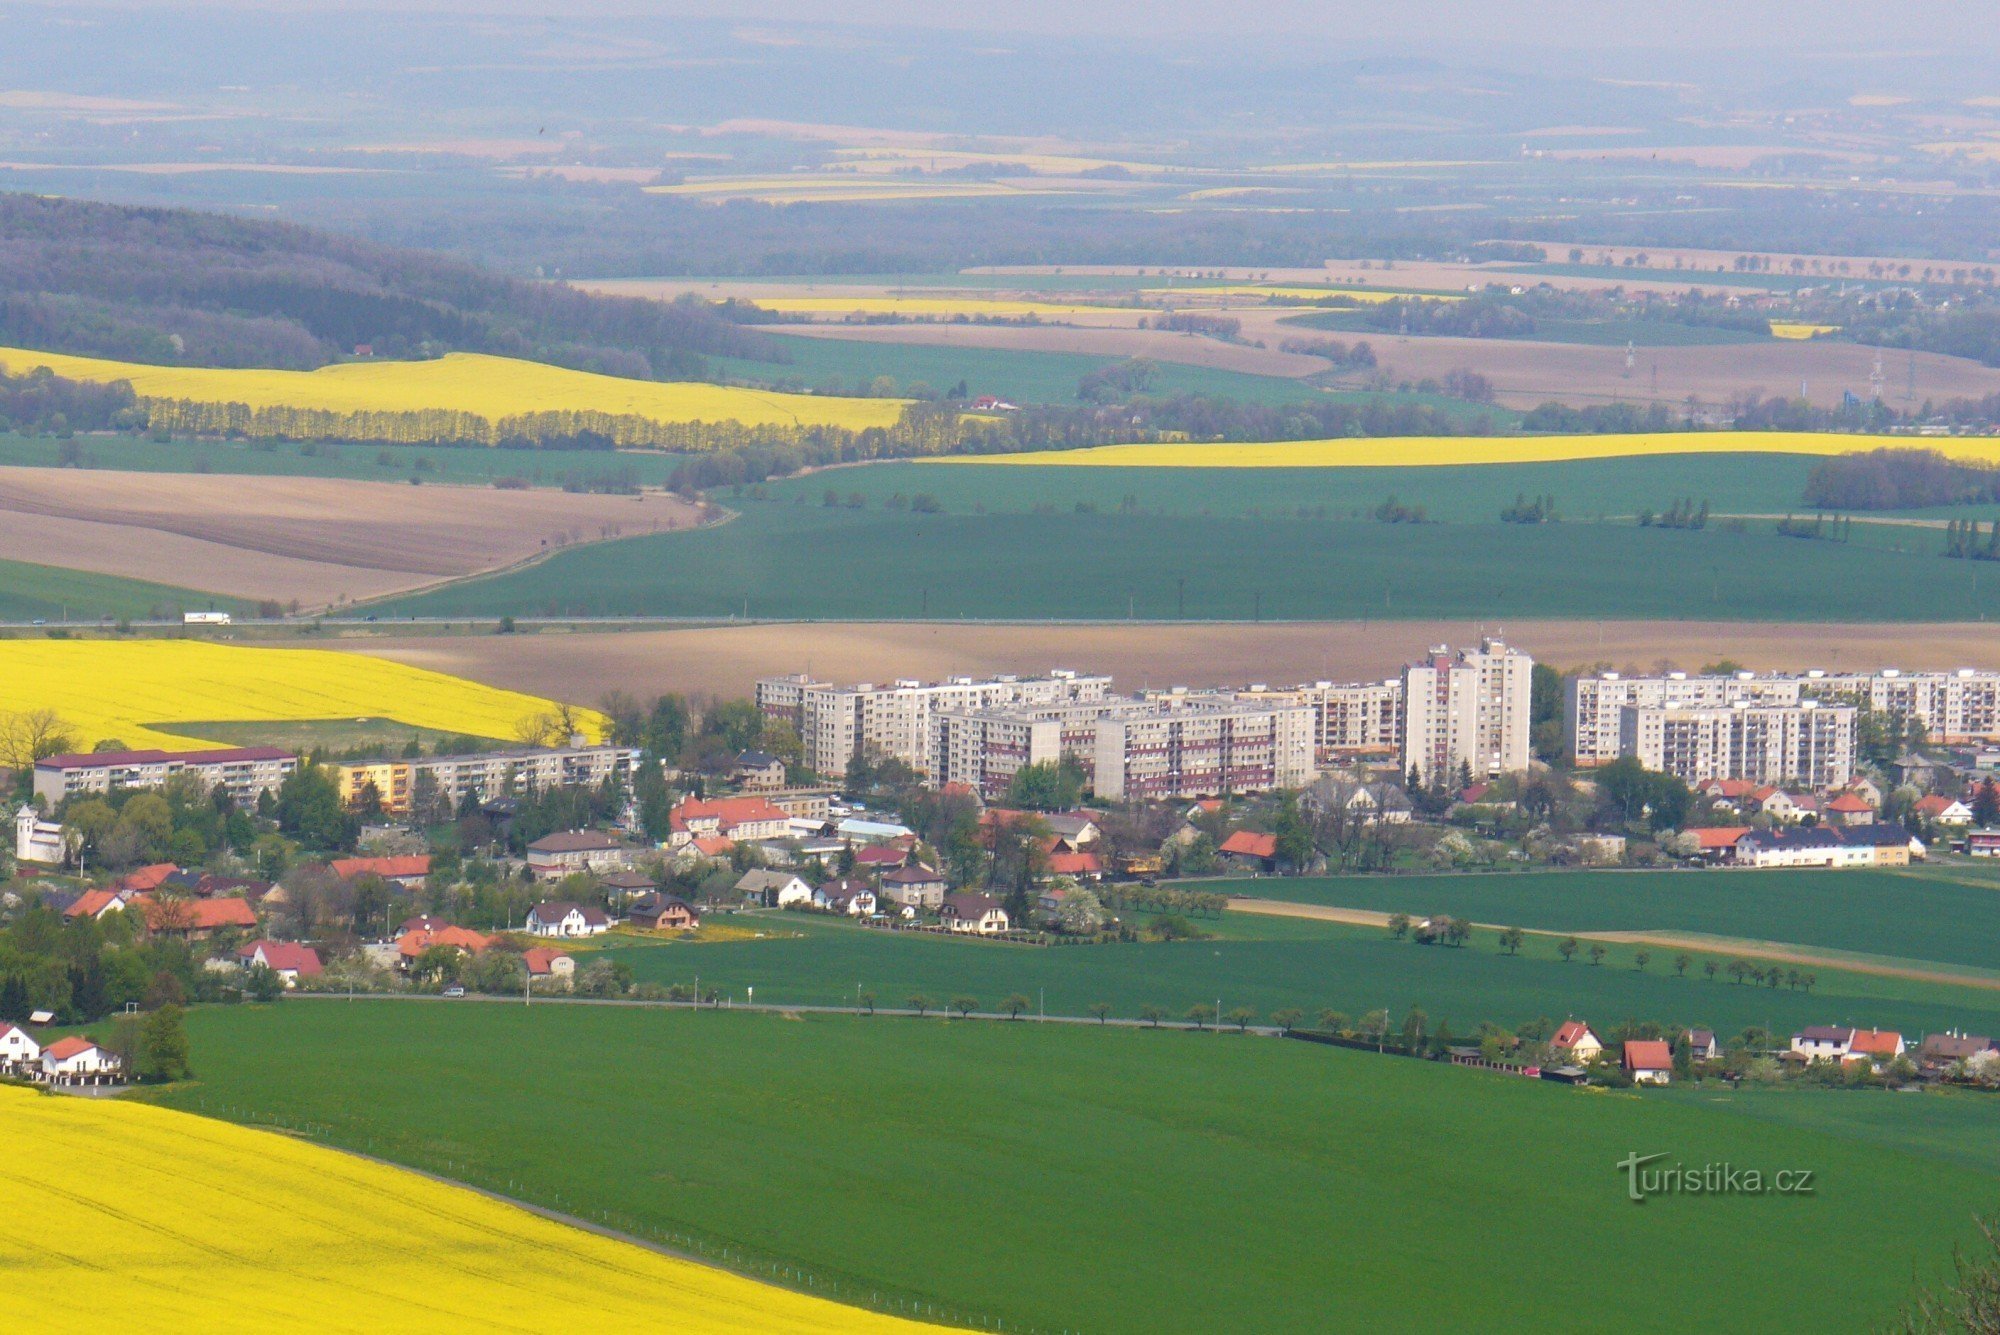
1043, 850, 1103, 880
1847, 1028, 1906, 1066
1696, 777, 1757, 804
1684, 826, 1751, 864
1550, 1020, 1604, 1062
853, 844, 910, 871
1622, 1040, 1673, 1085
331, 855, 431, 888
238, 940, 323, 987
62, 888, 133, 921
521, 946, 576, 983
396, 924, 492, 967
140, 895, 258, 939
1823, 792, 1877, 827
1915, 795, 1974, 826
667, 796, 791, 851
1218, 830, 1279, 872
40, 1035, 119, 1085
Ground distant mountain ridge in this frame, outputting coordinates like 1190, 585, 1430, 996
0, 193, 772, 379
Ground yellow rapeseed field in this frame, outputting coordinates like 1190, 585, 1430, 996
742, 296, 1133, 318
931, 430, 2000, 469
0, 1086, 923, 1334
1769, 322, 1842, 339
0, 347, 905, 431
0, 640, 601, 752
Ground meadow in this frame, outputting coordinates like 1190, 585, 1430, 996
590, 906, 2000, 1041
0, 1083, 911, 1334
0, 557, 244, 622
0, 640, 598, 751
0, 347, 907, 432
150, 1003, 1998, 1334
1215, 867, 2000, 976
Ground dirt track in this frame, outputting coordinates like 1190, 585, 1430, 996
1229, 898, 2000, 992
0, 468, 697, 609
334, 618, 2000, 705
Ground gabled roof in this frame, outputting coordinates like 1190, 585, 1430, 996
1916, 795, 1971, 815
63, 888, 128, 919
1919, 1033, 1995, 1060
1622, 1040, 1672, 1071
526, 831, 622, 854
941, 892, 1002, 918
1552, 1020, 1598, 1049
37, 746, 290, 770
854, 845, 908, 865
734, 869, 805, 892
330, 855, 431, 881
1689, 826, 1751, 850
688, 834, 734, 857
734, 750, 781, 768
240, 940, 322, 975
398, 925, 491, 958
1848, 1028, 1904, 1056
672, 796, 791, 833
882, 864, 945, 885
630, 892, 695, 917
1701, 778, 1757, 798
527, 901, 610, 926
140, 895, 257, 932
1686, 1028, 1717, 1049
43, 1036, 99, 1060
1794, 1025, 1854, 1044
1841, 822, 1920, 847
116, 864, 180, 892
1825, 792, 1875, 813
521, 946, 573, 976
1219, 830, 1279, 859
599, 871, 659, 889
399, 914, 450, 935
1045, 851, 1103, 876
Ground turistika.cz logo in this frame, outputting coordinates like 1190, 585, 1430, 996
1617, 1152, 1816, 1203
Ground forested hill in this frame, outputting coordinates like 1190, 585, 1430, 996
0, 193, 772, 378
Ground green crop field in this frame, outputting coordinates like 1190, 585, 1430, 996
1213, 867, 2000, 976
0, 558, 248, 622
1283, 310, 1767, 347
371, 454, 1979, 621
583, 907, 2000, 1042
150, 1003, 1996, 1333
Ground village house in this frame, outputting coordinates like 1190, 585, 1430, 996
940, 892, 1010, 935
140, 895, 259, 940
1622, 1039, 1673, 1085
1917, 1032, 1997, 1074
1041, 813, 1102, 846
1823, 792, 1877, 827
1304, 777, 1414, 826
1684, 826, 1751, 864
735, 868, 813, 908
62, 888, 134, 921
880, 865, 948, 911
628, 892, 700, 931
521, 946, 576, 984
854, 844, 911, 873
1684, 1029, 1719, 1062
40, 1036, 120, 1086
1969, 828, 2000, 858
1696, 777, 1757, 810
1840, 823, 1925, 866
1790, 1026, 1854, 1062
1748, 788, 1816, 823
1218, 830, 1280, 873
1914, 795, 1974, 826
1847, 1028, 1906, 1066
237, 940, 323, 987
814, 877, 878, 916
525, 901, 613, 938
668, 796, 792, 851
1734, 826, 1871, 869
1550, 1020, 1604, 1063
0, 1022, 40, 1072
330, 855, 432, 890
397, 924, 492, 969
525, 832, 633, 880
732, 750, 787, 790
598, 870, 660, 906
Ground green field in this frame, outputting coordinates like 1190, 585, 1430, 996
1283, 310, 1768, 347
0, 558, 249, 622
150, 1003, 1998, 1333
370, 453, 1984, 620
593, 906, 2000, 1042
1215, 867, 2000, 976
0, 432, 689, 488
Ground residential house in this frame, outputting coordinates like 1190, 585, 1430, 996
1684, 1029, 1719, 1062
1790, 1026, 1854, 1062
940, 892, 1010, 935
1042, 813, 1102, 846
1550, 1020, 1604, 1062
628, 892, 700, 931
1696, 777, 1757, 809
1735, 826, 1870, 869
1841, 823, 1925, 866
1915, 795, 1974, 826
853, 844, 911, 873
669, 796, 793, 851
1304, 777, 1414, 826
598, 871, 660, 906
396, 925, 492, 968
1748, 788, 1815, 823
735, 869, 813, 908
814, 877, 878, 916
41, 1036, 119, 1085
62, 888, 133, 921
140, 895, 258, 940
521, 946, 576, 983
525, 902, 613, 937
330, 855, 432, 889
1622, 1039, 1673, 1085
1684, 826, 1751, 864
1218, 830, 1280, 873
733, 750, 787, 790
399, 914, 451, 936
237, 940, 323, 987
1970, 828, 2000, 858
1043, 850, 1104, 880
1823, 792, 1877, 827
0, 1022, 40, 1071
1917, 1033, 1997, 1074
115, 864, 180, 894
880, 865, 948, 911
1847, 1029, 1906, 1066
525, 832, 633, 880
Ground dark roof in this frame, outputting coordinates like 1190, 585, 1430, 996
818, 877, 874, 896
1795, 1025, 1854, 1043
1840, 823, 1919, 847
599, 871, 659, 889
735, 750, 781, 767
942, 892, 1002, 918
1741, 826, 1844, 850
630, 892, 695, 917
527, 831, 622, 853
882, 865, 945, 885
37, 746, 292, 770
528, 901, 610, 926
1919, 1033, 1995, 1060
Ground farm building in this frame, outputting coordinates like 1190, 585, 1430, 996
1218, 830, 1279, 872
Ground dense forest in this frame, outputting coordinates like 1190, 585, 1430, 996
0, 194, 776, 378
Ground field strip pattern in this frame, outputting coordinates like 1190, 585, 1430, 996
0, 1086, 926, 1333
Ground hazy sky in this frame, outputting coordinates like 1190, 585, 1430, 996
69, 1, 2000, 53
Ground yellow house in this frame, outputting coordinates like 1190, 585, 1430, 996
337, 761, 407, 815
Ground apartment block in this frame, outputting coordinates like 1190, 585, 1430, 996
1618, 701, 1856, 788
336, 745, 643, 817
1812, 668, 2000, 745
1566, 671, 1804, 767
1093, 696, 1315, 802
1234, 679, 1403, 762
34, 747, 298, 809
1401, 639, 1533, 785
760, 670, 1114, 778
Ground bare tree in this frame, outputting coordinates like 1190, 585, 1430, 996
0, 709, 77, 769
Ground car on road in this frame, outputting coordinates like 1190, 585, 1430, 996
442, 985, 466, 998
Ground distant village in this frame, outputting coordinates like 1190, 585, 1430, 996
7, 637, 2000, 1089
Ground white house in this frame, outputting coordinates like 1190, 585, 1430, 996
1915, 795, 1975, 827
40, 1036, 119, 1085
1622, 1040, 1673, 1085
525, 902, 613, 938
939, 893, 1009, 935
14, 806, 65, 866
735, 869, 812, 908
1790, 1026, 1854, 1061
814, 877, 877, 916
1550, 1019, 1603, 1062
237, 940, 323, 988
523, 831, 633, 880
0, 1022, 40, 1070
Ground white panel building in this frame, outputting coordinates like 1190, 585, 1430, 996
1401, 639, 1533, 785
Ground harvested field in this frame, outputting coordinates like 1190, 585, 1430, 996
974, 260, 1788, 298
770, 322, 1328, 377
0, 468, 696, 609
1224, 316, 2000, 407
335, 619, 2000, 704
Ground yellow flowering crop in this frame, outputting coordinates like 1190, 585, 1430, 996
1769, 322, 1841, 339
930, 429, 2000, 469
0, 347, 906, 432
1140, 286, 1462, 303
0, 1086, 924, 1334
0, 640, 601, 752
